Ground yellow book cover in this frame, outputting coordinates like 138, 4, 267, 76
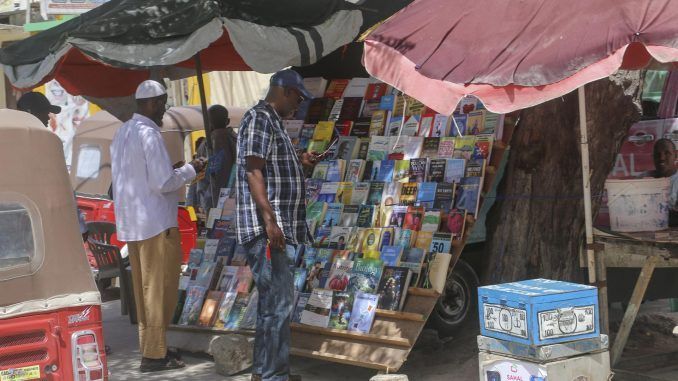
336, 182, 353, 205
414, 231, 434, 251
369, 110, 387, 136
313, 121, 336, 141
361, 228, 382, 253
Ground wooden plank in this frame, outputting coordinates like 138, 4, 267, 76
610, 255, 658, 367
167, 324, 255, 336
290, 323, 411, 347
407, 287, 440, 297
375, 309, 425, 322
594, 248, 609, 335
291, 348, 390, 372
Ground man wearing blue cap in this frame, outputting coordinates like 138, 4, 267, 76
236, 69, 318, 381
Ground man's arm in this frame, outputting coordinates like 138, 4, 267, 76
245, 156, 285, 249
141, 128, 202, 193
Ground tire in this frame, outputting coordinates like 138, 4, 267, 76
428, 259, 480, 338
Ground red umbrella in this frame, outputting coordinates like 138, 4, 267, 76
363, 0, 678, 115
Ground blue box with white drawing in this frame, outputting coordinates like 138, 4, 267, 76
478, 279, 599, 346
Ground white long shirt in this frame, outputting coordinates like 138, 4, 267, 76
111, 114, 196, 242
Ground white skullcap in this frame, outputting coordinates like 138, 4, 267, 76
135, 80, 167, 100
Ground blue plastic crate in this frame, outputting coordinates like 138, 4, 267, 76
478, 279, 599, 346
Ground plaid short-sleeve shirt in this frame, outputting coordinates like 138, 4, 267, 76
235, 101, 309, 246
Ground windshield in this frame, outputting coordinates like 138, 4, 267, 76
0, 202, 34, 269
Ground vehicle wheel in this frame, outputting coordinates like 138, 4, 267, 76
96, 278, 112, 291
428, 259, 480, 338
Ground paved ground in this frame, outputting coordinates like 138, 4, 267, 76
103, 296, 678, 381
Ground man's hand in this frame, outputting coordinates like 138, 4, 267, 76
190, 157, 207, 173
300, 151, 321, 170
265, 219, 285, 250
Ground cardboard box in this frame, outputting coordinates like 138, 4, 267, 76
478, 279, 599, 346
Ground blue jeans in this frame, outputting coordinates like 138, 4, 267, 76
244, 234, 295, 381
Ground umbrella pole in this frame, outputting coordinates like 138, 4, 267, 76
194, 53, 218, 210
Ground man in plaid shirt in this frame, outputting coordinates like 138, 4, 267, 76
236, 69, 319, 381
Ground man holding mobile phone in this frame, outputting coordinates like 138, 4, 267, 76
236, 70, 317, 381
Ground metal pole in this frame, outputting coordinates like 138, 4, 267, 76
578, 86, 596, 284
194, 53, 218, 211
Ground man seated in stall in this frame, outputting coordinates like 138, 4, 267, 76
642, 138, 678, 226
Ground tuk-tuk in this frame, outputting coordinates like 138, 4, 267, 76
0, 110, 107, 380
69, 106, 245, 263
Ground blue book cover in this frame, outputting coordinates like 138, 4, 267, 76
348, 258, 384, 294
417, 182, 437, 209
455, 177, 481, 216
294, 268, 308, 291
314, 226, 333, 248
379, 94, 395, 110
215, 237, 237, 265
375, 160, 395, 182
401, 247, 425, 264
348, 292, 379, 333
303, 245, 318, 269
326, 160, 345, 182
444, 159, 466, 184
322, 203, 344, 227
451, 114, 468, 136
380, 245, 404, 266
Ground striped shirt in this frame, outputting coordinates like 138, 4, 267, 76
235, 101, 308, 246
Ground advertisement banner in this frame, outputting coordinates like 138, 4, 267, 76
41, 0, 108, 15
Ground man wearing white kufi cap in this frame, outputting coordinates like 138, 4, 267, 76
111, 80, 206, 373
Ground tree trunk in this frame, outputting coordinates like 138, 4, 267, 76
481, 72, 643, 284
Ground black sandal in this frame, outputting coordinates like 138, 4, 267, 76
139, 356, 185, 373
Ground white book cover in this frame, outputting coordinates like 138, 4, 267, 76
206, 208, 223, 229
300, 289, 334, 328
351, 182, 371, 204
302, 77, 328, 99
343, 78, 371, 98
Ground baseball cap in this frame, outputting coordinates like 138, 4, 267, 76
135, 80, 167, 100
270, 69, 313, 100
17, 92, 61, 114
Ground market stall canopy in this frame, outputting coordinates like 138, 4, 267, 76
0, 0, 377, 97
363, 0, 678, 115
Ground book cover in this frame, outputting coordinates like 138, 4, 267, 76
348, 259, 384, 295
374, 160, 395, 182
305, 178, 325, 204
455, 177, 482, 216
437, 137, 455, 157
395, 228, 415, 249
403, 206, 425, 231
336, 182, 353, 205
314, 226, 333, 248
472, 135, 494, 161
465, 158, 486, 178
362, 100, 381, 119
379, 227, 395, 250
305, 98, 335, 124
340, 204, 360, 227
325, 79, 349, 99
303, 77, 328, 98
386, 115, 403, 137
430, 232, 452, 254
367, 182, 385, 205
300, 288, 334, 327
409, 158, 428, 183
188, 248, 204, 269
336, 120, 353, 136
203, 239, 219, 263
361, 228, 382, 253
344, 78, 371, 98
213, 291, 237, 329
328, 292, 353, 330
231, 245, 248, 266
364, 82, 389, 101
348, 292, 379, 334
402, 115, 420, 136
459, 97, 478, 114
399, 182, 418, 206
208, 219, 233, 240
369, 109, 387, 136
294, 268, 308, 292
444, 208, 467, 240
318, 182, 339, 203
380, 245, 404, 266
404, 136, 424, 160
453, 136, 476, 160
195, 262, 218, 289
466, 110, 485, 135
422, 137, 440, 158
418, 113, 435, 137
221, 198, 236, 219
224, 293, 250, 330
379, 94, 395, 111
215, 237, 237, 265
218, 266, 239, 292
335, 136, 359, 161
311, 162, 329, 180
328, 98, 344, 121
400, 248, 425, 287
367, 136, 390, 161
216, 188, 231, 209
306, 202, 328, 235
450, 114, 468, 136
356, 137, 370, 160
377, 266, 412, 311
433, 182, 455, 211
444, 158, 466, 184
307, 139, 330, 155
286, 244, 305, 267
427, 159, 447, 183
380, 181, 402, 208
432, 114, 450, 137
339, 97, 364, 121
302, 245, 318, 269
235, 267, 253, 294
301, 124, 316, 140
416, 182, 437, 210
349, 118, 371, 138
326, 160, 346, 182
483, 111, 505, 136
283, 119, 305, 138
206, 208, 222, 229
393, 160, 411, 183
178, 285, 207, 325
428, 252, 453, 293
292, 292, 311, 323
321, 203, 343, 228
327, 258, 354, 291
198, 290, 224, 327
388, 136, 407, 160
346, 159, 366, 183
350, 182, 370, 205
240, 288, 259, 329
385, 205, 407, 228
328, 226, 353, 250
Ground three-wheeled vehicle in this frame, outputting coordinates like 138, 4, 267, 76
0, 110, 108, 380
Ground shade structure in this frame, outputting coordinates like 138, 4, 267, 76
363, 0, 678, 115
0, 0, 381, 98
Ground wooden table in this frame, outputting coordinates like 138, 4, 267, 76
593, 228, 678, 367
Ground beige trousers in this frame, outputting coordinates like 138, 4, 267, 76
128, 228, 182, 359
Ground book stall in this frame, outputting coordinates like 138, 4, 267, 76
167, 76, 516, 372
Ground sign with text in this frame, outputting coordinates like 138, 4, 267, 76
41, 0, 109, 15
